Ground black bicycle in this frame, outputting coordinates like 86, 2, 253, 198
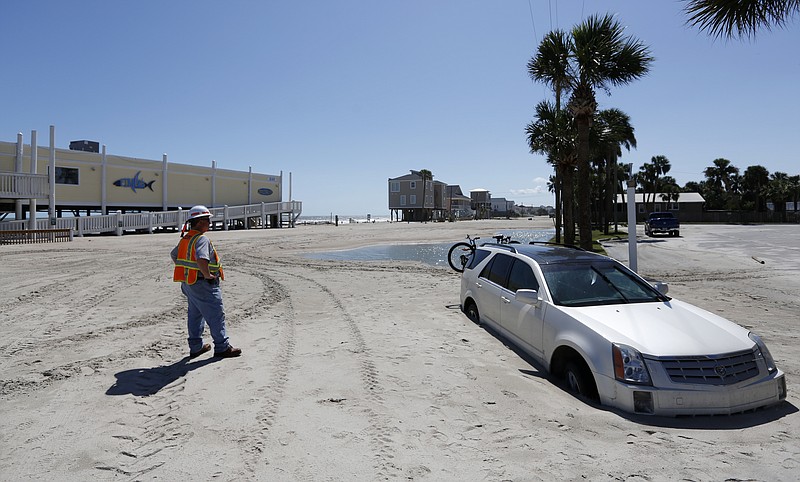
447, 235, 479, 272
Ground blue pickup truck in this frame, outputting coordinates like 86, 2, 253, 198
644, 212, 680, 237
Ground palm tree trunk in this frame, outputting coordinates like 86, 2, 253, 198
576, 116, 592, 250
554, 169, 562, 244
562, 166, 576, 246
604, 153, 617, 235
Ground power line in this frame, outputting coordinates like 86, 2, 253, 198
527, 0, 538, 41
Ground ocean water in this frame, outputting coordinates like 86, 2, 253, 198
306, 229, 556, 267
297, 214, 390, 225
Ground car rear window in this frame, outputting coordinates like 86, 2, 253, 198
480, 253, 514, 286
465, 248, 491, 270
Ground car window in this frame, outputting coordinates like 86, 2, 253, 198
507, 259, 539, 293
542, 261, 664, 307
479, 253, 514, 287
465, 248, 492, 271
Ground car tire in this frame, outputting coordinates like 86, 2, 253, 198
564, 361, 599, 402
463, 300, 481, 325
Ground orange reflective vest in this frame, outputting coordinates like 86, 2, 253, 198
172, 230, 224, 284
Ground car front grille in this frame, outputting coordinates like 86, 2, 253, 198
658, 349, 760, 385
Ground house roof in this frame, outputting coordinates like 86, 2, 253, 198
389, 173, 422, 181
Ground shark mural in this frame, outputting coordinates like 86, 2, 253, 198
113, 171, 155, 193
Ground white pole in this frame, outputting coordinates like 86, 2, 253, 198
15, 132, 23, 220
28, 130, 38, 230
211, 160, 217, 207
626, 165, 638, 272
49, 125, 56, 225
101, 145, 107, 214
248, 166, 252, 205
162, 153, 168, 211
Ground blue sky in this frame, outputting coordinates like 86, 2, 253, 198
3, 1, 798, 217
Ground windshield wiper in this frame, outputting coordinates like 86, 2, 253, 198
591, 267, 630, 303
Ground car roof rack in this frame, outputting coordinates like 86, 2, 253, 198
528, 241, 586, 251
480, 243, 518, 253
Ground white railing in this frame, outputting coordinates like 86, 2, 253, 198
0, 172, 50, 199
0, 200, 302, 237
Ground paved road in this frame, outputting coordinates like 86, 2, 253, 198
605, 223, 800, 271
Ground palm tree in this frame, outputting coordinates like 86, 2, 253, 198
658, 176, 682, 205
790, 175, 800, 213
528, 30, 572, 244
766, 171, 793, 221
614, 162, 633, 230
567, 14, 653, 250
593, 109, 636, 233
741, 165, 771, 211
703, 158, 739, 209
683, 0, 800, 39
526, 101, 577, 244
418, 169, 432, 221
637, 162, 659, 211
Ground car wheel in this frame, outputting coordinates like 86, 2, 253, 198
564, 361, 598, 402
463, 300, 481, 325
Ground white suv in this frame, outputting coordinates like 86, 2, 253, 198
459, 243, 786, 416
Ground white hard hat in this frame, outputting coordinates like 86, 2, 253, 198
188, 205, 212, 220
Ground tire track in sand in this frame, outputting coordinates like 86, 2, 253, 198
265, 265, 398, 479
227, 266, 296, 474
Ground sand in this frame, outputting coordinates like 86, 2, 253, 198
1, 219, 798, 481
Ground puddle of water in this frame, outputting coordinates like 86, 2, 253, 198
306, 229, 555, 267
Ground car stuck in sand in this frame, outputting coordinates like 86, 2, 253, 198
457, 242, 787, 416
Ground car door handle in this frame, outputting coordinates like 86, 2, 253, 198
475, 282, 482, 289
501, 296, 511, 303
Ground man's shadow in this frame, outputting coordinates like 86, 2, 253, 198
106, 356, 221, 396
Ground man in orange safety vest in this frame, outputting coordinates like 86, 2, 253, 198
171, 205, 241, 359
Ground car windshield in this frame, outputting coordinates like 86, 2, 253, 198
541, 261, 667, 307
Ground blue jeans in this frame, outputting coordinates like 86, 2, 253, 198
181, 280, 230, 354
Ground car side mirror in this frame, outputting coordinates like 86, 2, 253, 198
516, 289, 541, 307
653, 282, 669, 295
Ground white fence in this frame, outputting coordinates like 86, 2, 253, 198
0, 201, 302, 237
0, 172, 50, 199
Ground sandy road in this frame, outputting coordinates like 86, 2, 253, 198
1, 219, 799, 480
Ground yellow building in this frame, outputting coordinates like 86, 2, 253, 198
1, 129, 285, 219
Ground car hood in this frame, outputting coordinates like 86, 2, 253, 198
559, 299, 753, 357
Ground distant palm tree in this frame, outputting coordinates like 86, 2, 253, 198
418, 169, 433, 221
683, 0, 800, 39
741, 165, 771, 211
790, 175, 800, 213
593, 108, 636, 234
703, 158, 739, 209
766, 171, 793, 221
658, 176, 682, 205
567, 14, 653, 250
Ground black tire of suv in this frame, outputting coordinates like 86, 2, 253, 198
463, 300, 480, 325
564, 361, 599, 402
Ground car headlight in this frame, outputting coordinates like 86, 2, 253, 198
749, 333, 777, 373
612, 343, 652, 385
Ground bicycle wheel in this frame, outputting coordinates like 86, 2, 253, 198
447, 242, 474, 272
